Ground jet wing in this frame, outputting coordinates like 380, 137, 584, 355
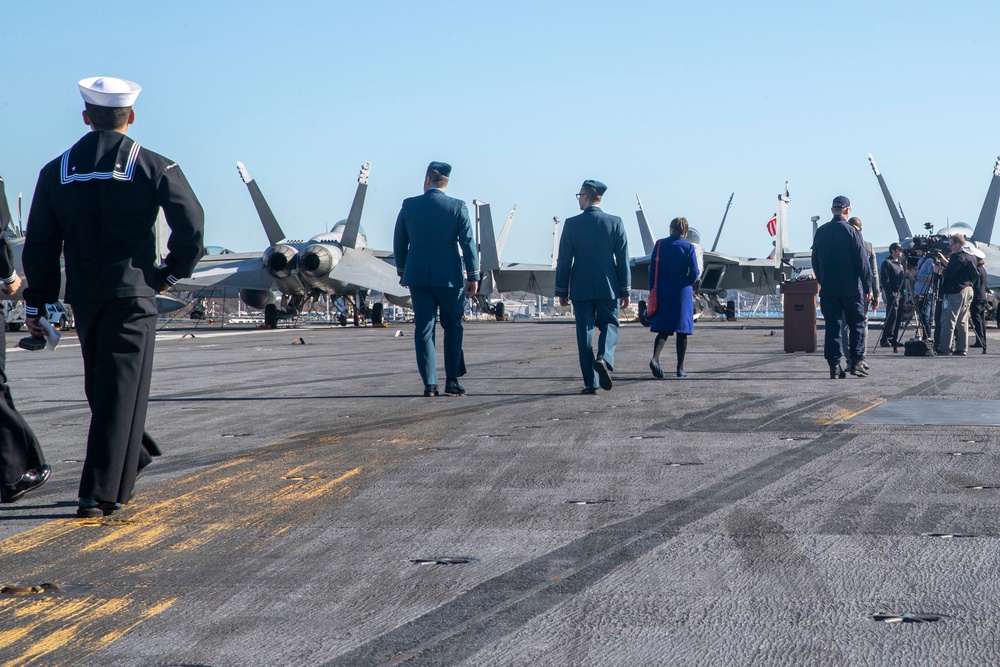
330, 247, 411, 298
172, 252, 274, 291
492, 263, 556, 297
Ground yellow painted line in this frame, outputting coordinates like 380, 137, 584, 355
0, 596, 176, 667
0, 445, 371, 665
815, 398, 887, 425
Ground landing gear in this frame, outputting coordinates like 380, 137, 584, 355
473, 294, 507, 321
263, 304, 278, 329
372, 302, 384, 326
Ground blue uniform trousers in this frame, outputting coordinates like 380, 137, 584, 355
820, 295, 865, 364
572, 299, 620, 389
410, 286, 467, 386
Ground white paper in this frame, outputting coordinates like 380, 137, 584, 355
38, 317, 61, 351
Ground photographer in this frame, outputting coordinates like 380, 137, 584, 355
879, 242, 905, 347
936, 235, 978, 355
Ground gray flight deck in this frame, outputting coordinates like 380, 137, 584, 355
1, 318, 1000, 666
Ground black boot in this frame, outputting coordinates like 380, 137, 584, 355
829, 362, 845, 379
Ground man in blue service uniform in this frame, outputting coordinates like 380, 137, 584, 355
393, 162, 479, 397
0, 241, 50, 504
555, 180, 630, 394
811, 195, 873, 379
23, 77, 204, 517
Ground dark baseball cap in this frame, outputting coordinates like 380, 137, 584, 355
832, 195, 851, 209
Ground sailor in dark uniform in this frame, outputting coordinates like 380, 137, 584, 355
22, 77, 204, 517
811, 196, 873, 378
0, 243, 50, 503
555, 180, 631, 394
393, 162, 479, 397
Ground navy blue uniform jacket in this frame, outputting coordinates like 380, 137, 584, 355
393, 188, 479, 288
811, 216, 872, 298
555, 206, 630, 300
22, 131, 204, 312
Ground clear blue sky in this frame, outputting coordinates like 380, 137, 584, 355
2, 1, 999, 264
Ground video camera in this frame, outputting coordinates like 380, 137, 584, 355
903, 234, 951, 269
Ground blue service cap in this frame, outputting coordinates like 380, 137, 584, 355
583, 179, 607, 196
427, 161, 452, 177
832, 195, 851, 209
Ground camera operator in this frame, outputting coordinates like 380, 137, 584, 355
879, 242, 905, 347
936, 234, 978, 355
912, 248, 935, 338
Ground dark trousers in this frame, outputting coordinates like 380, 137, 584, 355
572, 298, 621, 388
820, 295, 865, 363
880, 294, 901, 345
0, 324, 45, 485
410, 286, 467, 386
972, 298, 988, 350
73, 297, 157, 504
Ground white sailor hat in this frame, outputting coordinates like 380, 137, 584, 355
78, 76, 141, 108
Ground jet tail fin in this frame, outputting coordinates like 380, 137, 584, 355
551, 217, 563, 269
710, 193, 734, 253
474, 200, 501, 274
340, 161, 370, 249
237, 162, 286, 246
868, 153, 913, 241
635, 195, 656, 255
495, 205, 516, 261
0, 176, 11, 235
973, 156, 1000, 244
775, 184, 790, 268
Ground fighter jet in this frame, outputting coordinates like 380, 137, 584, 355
471, 200, 559, 318
629, 185, 800, 312
174, 161, 411, 327
868, 152, 1000, 295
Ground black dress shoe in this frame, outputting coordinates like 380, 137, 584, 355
1, 465, 51, 503
581, 387, 598, 395
829, 363, 845, 379
423, 385, 439, 397
444, 379, 466, 396
594, 358, 613, 390
76, 499, 120, 518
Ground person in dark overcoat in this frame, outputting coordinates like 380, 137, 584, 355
0, 239, 49, 503
648, 217, 700, 378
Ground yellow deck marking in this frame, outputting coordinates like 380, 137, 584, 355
815, 398, 886, 425
0, 442, 372, 665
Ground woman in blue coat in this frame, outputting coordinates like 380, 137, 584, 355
649, 217, 700, 378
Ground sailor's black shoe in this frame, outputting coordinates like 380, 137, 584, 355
76, 499, 120, 518
423, 385, 439, 397
1, 465, 51, 503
